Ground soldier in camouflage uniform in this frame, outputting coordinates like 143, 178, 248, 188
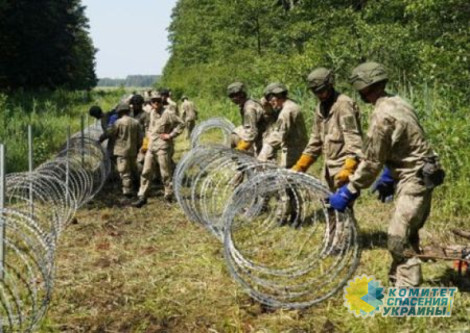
106, 103, 142, 198
181, 96, 198, 139
160, 88, 179, 116
292, 68, 363, 191
257, 83, 308, 167
227, 82, 270, 155
329, 62, 444, 287
133, 93, 185, 208
130, 94, 150, 175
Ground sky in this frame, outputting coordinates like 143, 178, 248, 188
82, 0, 177, 79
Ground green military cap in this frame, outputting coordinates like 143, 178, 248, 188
307, 67, 334, 91
227, 82, 246, 96
116, 102, 130, 113
350, 62, 388, 91
263, 82, 288, 97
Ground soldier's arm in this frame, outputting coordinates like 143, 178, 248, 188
99, 123, 117, 142
347, 112, 394, 193
302, 112, 323, 158
338, 101, 363, 157
241, 105, 259, 144
169, 114, 185, 138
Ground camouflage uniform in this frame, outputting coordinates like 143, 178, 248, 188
231, 99, 267, 154
347, 95, 436, 287
134, 109, 150, 173
259, 99, 308, 168
165, 98, 179, 116
137, 106, 185, 199
181, 98, 198, 139
108, 114, 142, 195
302, 92, 363, 190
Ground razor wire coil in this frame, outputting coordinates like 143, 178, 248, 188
175, 118, 361, 309
0, 122, 110, 332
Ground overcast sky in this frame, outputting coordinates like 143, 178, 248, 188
82, 0, 177, 79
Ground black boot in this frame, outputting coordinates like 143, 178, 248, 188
132, 197, 147, 208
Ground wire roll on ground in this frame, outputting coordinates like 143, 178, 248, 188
190, 117, 235, 148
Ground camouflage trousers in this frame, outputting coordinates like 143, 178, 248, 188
137, 149, 174, 199
116, 156, 138, 195
186, 120, 196, 139
388, 179, 432, 287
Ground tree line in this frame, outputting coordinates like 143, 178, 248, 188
98, 75, 161, 88
0, 0, 97, 91
161, 0, 470, 99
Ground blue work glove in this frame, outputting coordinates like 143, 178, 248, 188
372, 167, 395, 202
328, 185, 359, 212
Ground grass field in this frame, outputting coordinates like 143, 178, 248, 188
39, 133, 470, 332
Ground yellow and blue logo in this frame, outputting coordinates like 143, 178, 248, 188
344, 275, 384, 317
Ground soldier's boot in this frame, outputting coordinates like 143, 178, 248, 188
132, 196, 147, 208
163, 186, 174, 203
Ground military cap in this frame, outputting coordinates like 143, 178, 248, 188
263, 82, 288, 97
307, 67, 334, 91
150, 92, 163, 102
350, 62, 388, 91
227, 82, 246, 96
130, 94, 144, 105
159, 88, 170, 96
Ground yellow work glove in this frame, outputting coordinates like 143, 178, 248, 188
140, 136, 149, 154
334, 158, 359, 187
235, 140, 252, 151
291, 154, 316, 172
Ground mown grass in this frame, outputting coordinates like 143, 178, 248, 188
40, 119, 470, 332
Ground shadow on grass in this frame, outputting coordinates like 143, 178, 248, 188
359, 230, 388, 250
430, 267, 470, 293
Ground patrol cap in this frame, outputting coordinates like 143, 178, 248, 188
350, 62, 388, 91
116, 102, 130, 113
263, 82, 288, 97
181, 95, 188, 101
307, 67, 334, 91
150, 92, 163, 102
227, 82, 246, 96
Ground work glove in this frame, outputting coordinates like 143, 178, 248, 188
140, 136, 149, 154
372, 167, 395, 202
334, 157, 358, 187
291, 154, 316, 173
328, 185, 359, 212
235, 140, 252, 151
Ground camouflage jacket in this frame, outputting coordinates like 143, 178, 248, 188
133, 109, 150, 138
348, 95, 435, 193
262, 99, 309, 167
149, 108, 185, 152
108, 115, 142, 157
165, 98, 179, 116
181, 100, 198, 121
303, 92, 363, 175
237, 98, 266, 144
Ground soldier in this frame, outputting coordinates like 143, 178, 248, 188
258, 83, 309, 225
160, 88, 179, 116
257, 83, 308, 167
181, 96, 198, 139
328, 62, 444, 287
106, 103, 142, 198
227, 82, 267, 155
133, 93, 185, 208
291, 68, 363, 190
130, 94, 150, 175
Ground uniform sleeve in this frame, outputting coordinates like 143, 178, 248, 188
181, 103, 187, 121
169, 114, 185, 138
338, 101, 363, 158
302, 111, 323, 158
262, 109, 290, 150
241, 104, 259, 143
347, 111, 394, 192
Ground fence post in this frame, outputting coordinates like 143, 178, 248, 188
28, 125, 34, 218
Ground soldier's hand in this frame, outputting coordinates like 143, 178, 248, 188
160, 133, 171, 141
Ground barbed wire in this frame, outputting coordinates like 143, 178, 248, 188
175, 118, 361, 309
0, 122, 110, 332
